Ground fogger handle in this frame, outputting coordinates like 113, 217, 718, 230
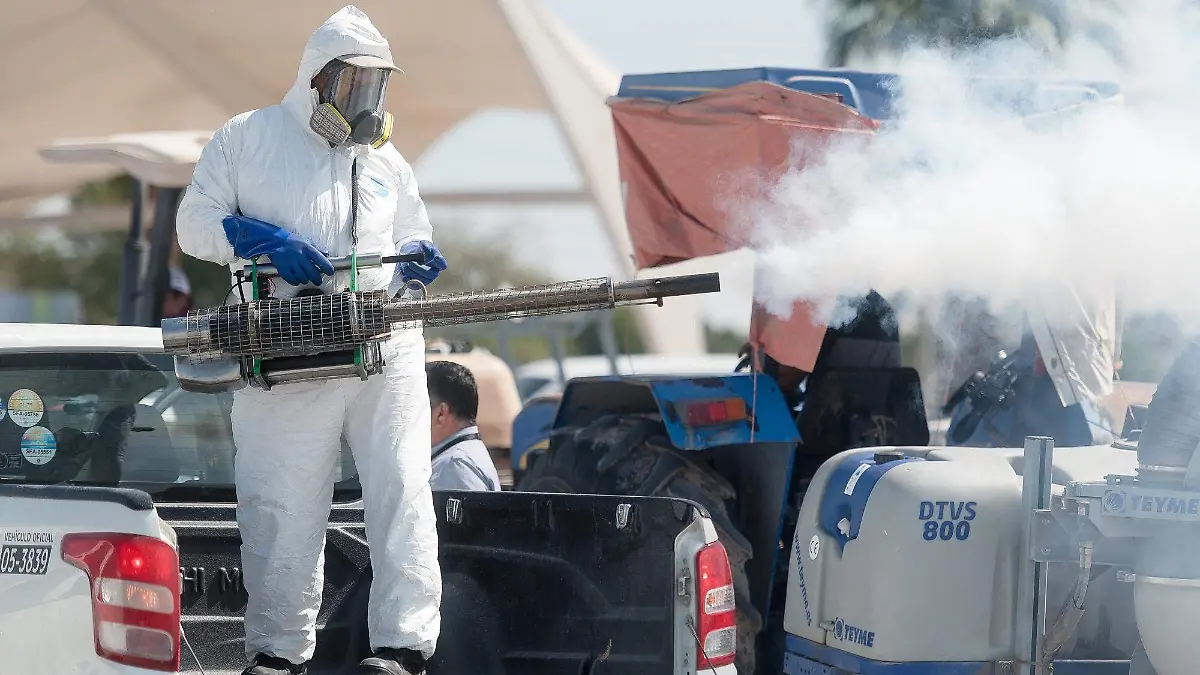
238, 252, 425, 280
612, 273, 721, 303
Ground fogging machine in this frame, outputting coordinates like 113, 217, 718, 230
161, 252, 721, 393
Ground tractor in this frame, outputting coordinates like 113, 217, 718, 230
512, 67, 1126, 675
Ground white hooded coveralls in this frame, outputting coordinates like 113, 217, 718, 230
175, 6, 440, 664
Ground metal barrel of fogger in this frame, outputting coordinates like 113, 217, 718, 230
161, 272, 721, 357
381, 273, 722, 327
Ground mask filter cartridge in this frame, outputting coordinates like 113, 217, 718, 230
310, 102, 352, 146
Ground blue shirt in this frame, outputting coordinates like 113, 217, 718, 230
429, 426, 501, 491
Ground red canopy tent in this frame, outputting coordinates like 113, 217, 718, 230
609, 80, 878, 371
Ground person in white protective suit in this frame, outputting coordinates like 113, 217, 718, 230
175, 7, 446, 675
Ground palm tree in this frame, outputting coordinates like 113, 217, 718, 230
826, 0, 1122, 66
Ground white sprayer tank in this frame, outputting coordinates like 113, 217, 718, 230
785, 444, 1140, 665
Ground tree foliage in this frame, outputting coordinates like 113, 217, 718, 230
0, 230, 232, 325
0, 174, 229, 323
424, 228, 648, 360
704, 324, 746, 353
72, 173, 135, 210
826, 0, 1121, 66
0, 175, 664, 360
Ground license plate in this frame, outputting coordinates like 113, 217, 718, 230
0, 544, 52, 575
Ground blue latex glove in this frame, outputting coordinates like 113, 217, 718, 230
397, 240, 448, 285
222, 215, 335, 287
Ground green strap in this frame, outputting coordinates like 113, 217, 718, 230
250, 258, 263, 378
351, 250, 365, 373
349, 157, 366, 377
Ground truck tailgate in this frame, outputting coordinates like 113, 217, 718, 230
163, 491, 705, 675
0, 483, 177, 674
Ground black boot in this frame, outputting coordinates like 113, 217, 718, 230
359, 647, 426, 675
242, 653, 308, 675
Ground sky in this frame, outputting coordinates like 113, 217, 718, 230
411, 0, 829, 333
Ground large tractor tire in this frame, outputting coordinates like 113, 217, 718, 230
517, 414, 762, 674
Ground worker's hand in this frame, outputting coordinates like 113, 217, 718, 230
269, 233, 336, 286
222, 215, 335, 286
397, 240, 448, 285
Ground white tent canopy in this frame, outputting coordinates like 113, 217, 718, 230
4, 0, 710, 353
39, 131, 212, 190
3, 0, 545, 207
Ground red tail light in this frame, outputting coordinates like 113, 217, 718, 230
695, 541, 736, 668
679, 398, 748, 428
61, 533, 181, 672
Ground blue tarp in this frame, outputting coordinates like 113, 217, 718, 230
615, 67, 1120, 121
617, 67, 898, 119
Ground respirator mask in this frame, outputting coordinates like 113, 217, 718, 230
309, 56, 396, 148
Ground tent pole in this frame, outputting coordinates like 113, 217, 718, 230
136, 187, 183, 327
118, 179, 144, 326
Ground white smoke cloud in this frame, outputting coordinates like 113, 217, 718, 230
748, 1, 1200, 336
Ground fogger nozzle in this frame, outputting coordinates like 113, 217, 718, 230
161, 273, 721, 359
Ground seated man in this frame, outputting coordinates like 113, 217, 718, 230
744, 290, 902, 413
427, 361, 501, 492
946, 283, 1121, 448
945, 332, 1117, 447
739, 291, 918, 454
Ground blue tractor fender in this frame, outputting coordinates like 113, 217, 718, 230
551, 373, 800, 450
509, 373, 801, 475
509, 394, 561, 480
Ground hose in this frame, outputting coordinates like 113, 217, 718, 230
1041, 541, 1094, 661
1135, 337, 1200, 483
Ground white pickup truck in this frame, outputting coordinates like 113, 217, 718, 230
0, 323, 733, 675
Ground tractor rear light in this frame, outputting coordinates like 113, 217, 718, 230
62, 533, 181, 672
681, 398, 747, 427
695, 541, 736, 668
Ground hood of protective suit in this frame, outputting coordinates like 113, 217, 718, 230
281, 5, 397, 138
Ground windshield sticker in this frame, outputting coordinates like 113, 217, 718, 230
20, 427, 55, 466
8, 389, 44, 428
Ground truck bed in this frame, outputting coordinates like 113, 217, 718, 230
0, 342, 706, 674
164, 491, 698, 675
